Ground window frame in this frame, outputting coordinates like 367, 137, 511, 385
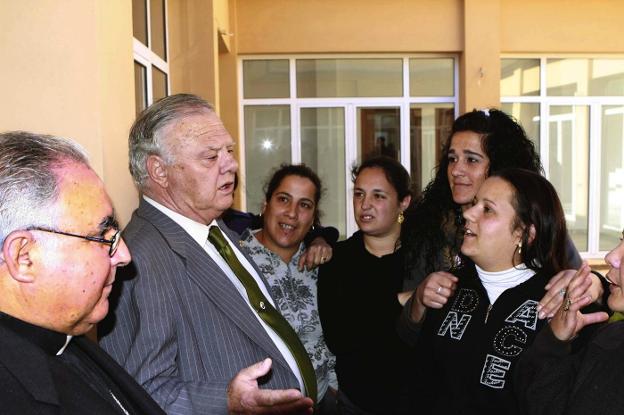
133, 0, 170, 110
501, 55, 624, 258
238, 54, 459, 237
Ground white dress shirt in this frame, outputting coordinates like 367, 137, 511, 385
143, 196, 304, 393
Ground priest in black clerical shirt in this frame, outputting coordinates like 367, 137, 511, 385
0, 131, 166, 415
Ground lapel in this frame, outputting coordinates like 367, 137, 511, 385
0, 324, 59, 407
74, 337, 166, 414
135, 200, 293, 373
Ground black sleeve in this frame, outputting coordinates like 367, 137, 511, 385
303, 225, 339, 247
221, 209, 260, 235
514, 325, 580, 415
396, 293, 424, 346
317, 258, 403, 355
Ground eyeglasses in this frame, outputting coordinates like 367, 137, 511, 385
28, 226, 121, 257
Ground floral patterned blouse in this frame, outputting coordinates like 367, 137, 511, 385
240, 229, 337, 398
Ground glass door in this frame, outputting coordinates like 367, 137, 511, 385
296, 102, 455, 238
299, 107, 347, 238
409, 103, 454, 195
546, 105, 590, 251
356, 107, 401, 161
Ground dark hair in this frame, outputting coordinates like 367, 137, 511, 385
491, 168, 570, 275
402, 109, 543, 282
450, 109, 542, 175
351, 156, 412, 202
263, 163, 323, 226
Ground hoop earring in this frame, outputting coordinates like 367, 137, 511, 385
397, 211, 404, 224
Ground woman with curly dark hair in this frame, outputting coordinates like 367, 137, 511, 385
403, 110, 541, 281
401, 109, 591, 318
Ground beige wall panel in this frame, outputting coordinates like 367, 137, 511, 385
219, 0, 242, 208
95, 1, 138, 226
461, 0, 501, 111
501, 0, 624, 52
169, 0, 220, 109
0, 0, 137, 225
214, 0, 230, 35
236, 0, 462, 54
0, 1, 102, 170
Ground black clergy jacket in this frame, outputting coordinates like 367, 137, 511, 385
0, 312, 166, 415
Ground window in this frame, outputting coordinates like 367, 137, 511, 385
133, 0, 169, 114
241, 56, 458, 237
501, 57, 624, 258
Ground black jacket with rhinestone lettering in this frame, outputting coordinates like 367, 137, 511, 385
400, 261, 549, 415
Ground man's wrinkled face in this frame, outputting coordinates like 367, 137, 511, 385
30, 162, 131, 335
160, 110, 238, 224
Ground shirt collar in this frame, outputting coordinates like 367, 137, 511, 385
0, 312, 73, 356
143, 195, 213, 246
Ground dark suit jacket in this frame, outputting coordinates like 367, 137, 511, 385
0, 316, 165, 415
100, 199, 300, 414
515, 321, 624, 415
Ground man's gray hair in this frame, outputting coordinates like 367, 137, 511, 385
0, 131, 89, 247
129, 93, 214, 190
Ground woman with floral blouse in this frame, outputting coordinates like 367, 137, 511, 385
238, 163, 337, 414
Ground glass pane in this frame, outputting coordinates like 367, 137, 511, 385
243, 60, 290, 99
301, 108, 346, 238
150, 0, 167, 60
134, 61, 147, 115
547, 58, 624, 96
152, 67, 168, 102
409, 58, 454, 96
409, 104, 454, 195
500, 58, 540, 96
500, 103, 540, 151
548, 105, 589, 251
244, 106, 291, 212
132, 0, 147, 45
297, 59, 403, 98
357, 107, 400, 161
600, 105, 624, 251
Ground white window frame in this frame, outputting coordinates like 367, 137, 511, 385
133, 0, 170, 107
501, 55, 624, 258
238, 54, 459, 237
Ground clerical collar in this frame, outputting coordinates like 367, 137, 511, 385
0, 312, 73, 356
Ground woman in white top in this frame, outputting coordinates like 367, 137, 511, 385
400, 168, 596, 414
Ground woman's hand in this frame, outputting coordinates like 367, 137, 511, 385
410, 271, 458, 323
298, 237, 332, 271
538, 262, 605, 319
538, 269, 577, 319
550, 263, 609, 341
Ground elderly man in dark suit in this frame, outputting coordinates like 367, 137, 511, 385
99, 94, 315, 415
0, 131, 166, 415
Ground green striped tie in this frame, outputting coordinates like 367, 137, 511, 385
208, 226, 317, 402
